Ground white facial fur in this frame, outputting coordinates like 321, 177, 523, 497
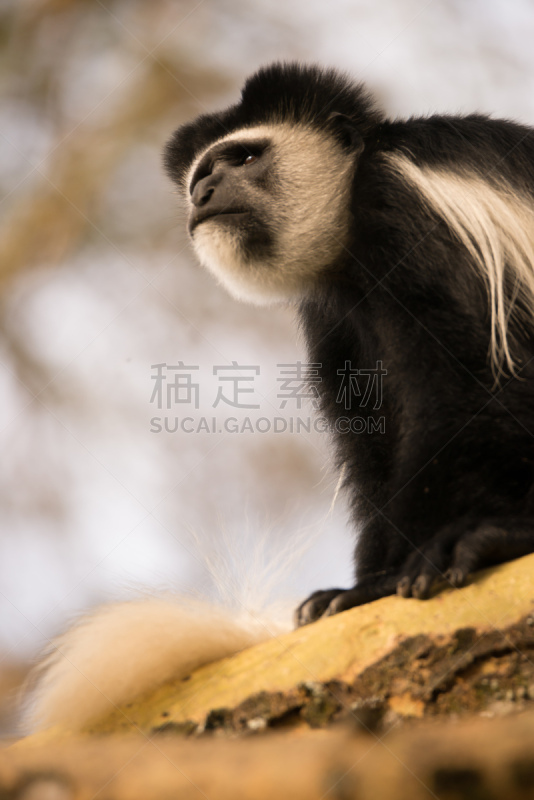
185, 124, 355, 305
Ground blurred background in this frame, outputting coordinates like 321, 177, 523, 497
1, 0, 534, 732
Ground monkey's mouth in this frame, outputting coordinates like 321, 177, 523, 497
189, 209, 249, 234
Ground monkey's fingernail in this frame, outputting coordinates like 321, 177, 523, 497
397, 577, 411, 597
447, 568, 465, 587
412, 576, 426, 598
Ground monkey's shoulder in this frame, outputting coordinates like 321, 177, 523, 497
375, 113, 534, 181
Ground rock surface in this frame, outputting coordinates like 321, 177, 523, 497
90, 552, 534, 735
8, 553, 534, 798
7, 712, 534, 799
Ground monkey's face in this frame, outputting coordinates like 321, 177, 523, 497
184, 124, 355, 305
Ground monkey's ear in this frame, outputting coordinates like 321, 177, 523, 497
328, 112, 364, 154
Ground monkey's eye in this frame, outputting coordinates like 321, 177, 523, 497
242, 154, 257, 166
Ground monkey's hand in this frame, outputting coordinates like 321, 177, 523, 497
395, 518, 534, 600
296, 518, 534, 626
295, 579, 396, 626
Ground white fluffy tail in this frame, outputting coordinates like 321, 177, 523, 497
26, 596, 288, 733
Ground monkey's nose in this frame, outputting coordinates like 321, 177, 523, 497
192, 183, 214, 207
191, 172, 224, 207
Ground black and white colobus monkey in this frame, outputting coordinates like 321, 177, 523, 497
164, 62, 534, 626
24, 63, 534, 733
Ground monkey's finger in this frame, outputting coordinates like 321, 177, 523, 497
444, 524, 501, 583
444, 522, 534, 586
444, 566, 467, 587
396, 569, 437, 600
296, 588, 345, 626
395, 547, 431, 598
411, 572, 436, 599
397, 576, 412, 598
323, 584, 387, 617
447, 523, 521, 580
396, 547, 446, 599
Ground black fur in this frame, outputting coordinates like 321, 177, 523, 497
164, 62, 534, 625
